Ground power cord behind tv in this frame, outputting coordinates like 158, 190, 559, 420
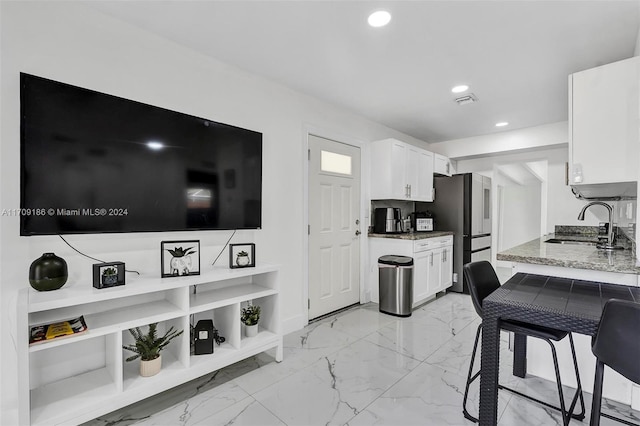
58, 235, 140, 275
211, 229, 236, 266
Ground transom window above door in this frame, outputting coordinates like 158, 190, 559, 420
321, 150, 352, 176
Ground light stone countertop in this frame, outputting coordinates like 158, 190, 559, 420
368, 231, 455, 240
497, 233, 640, 274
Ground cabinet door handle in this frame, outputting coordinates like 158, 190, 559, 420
430, 253, 433, 266
446, 163, 449, 174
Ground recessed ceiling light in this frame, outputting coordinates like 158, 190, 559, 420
368, 10, 391, 27
451, 85, 469, 93
147, 141, 164, 150
495, 122, 509, 127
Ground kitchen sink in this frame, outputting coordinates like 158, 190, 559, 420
544, 238, 598, 246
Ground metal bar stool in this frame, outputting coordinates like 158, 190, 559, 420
462, 261, 585, 425
590, 299, 640, 426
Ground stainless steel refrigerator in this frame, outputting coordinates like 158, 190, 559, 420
418, 173, 491, 293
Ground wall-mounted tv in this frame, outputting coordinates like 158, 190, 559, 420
20, 73, 262, 236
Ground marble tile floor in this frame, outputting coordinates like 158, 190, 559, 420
85, 293, 640, 426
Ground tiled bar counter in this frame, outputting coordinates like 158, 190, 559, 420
496, 226, 640, 412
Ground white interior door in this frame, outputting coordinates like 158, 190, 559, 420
308, 134, 361, 320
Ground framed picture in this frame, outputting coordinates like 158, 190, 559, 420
161, 240, 200, 278
92, 261, 125, 289
229, 243, 255, 268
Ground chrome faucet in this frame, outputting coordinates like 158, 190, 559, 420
577, 201, 616, 249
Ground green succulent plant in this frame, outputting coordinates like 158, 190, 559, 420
237, 251, 248, 256
122, 323, 184, 362
241, 304, 261, 326
102, 267, 117, 276
167, 246, 196, 258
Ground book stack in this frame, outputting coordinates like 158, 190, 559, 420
29, 315, 88, 345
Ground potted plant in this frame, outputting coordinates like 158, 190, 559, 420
241, 303, 261, 337
101, 267, 118, 286
122, 322, 183, 377
236, 250, 250, 267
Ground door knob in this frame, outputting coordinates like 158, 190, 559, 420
355, 230, 361, 236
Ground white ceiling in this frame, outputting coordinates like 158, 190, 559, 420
90, 1, 640, 143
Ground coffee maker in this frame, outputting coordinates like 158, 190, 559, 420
373, 208, 402, 233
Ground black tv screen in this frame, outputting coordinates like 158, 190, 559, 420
20, 73, 262, 235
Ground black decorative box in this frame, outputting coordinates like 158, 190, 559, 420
92, 262, 125, 289
194, 319, 214, 355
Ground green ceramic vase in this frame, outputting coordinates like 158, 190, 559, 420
29, 253, 68, 291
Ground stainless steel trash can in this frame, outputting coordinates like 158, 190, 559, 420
378, 255, 413, 317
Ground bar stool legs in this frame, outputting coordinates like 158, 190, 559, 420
462, 326, 585, 425
590, 360, 605, 426
590, 360, 639, 426
462, 323, 482, 422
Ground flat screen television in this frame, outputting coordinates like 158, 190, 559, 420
20, 73, 262, 236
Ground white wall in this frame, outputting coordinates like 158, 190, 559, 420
0, 2, 428, 420
498, 179, 542, 251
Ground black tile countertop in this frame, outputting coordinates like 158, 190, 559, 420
368, 231, 455, 240
497, 233, 640, 274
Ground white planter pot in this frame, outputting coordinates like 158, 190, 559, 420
245, 324, 258, 337
140, 355, 162, 377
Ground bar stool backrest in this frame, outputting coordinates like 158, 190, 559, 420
591, 299, 640, 385
463, 261, 502, 319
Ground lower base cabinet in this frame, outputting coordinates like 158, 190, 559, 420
17, 265, 282, 426
370, 236, 454, 308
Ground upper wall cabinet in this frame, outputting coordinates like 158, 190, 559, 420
569, 56, 639, 185
370, 139, 434, 202
433, 153, 452, 176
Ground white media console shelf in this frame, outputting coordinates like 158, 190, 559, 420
17, 264, 282, 426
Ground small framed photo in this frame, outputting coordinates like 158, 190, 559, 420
161, 240, 200, 278
93, 262, 125, 289
229, 243, 255, 268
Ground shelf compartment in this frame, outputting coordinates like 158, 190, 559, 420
240, 295, 280, 341
30, 367, 118, 426
122, 348, 186, 392
29, 334, 122, 426
122, 318, 188, 391
190, 283, 276, 313
191, 304, 240, 352
29, 298, 185, 352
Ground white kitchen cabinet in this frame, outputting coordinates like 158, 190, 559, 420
434, 153, 452, 176
569, 56, 639, 185
413, 250, 430, 303
416, 149, 435, 201
370, 138, 434, 202
369, 235, 453, 308
439, 244, 453, 291
427, 249, 442, 295
17, 265, 282, 426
